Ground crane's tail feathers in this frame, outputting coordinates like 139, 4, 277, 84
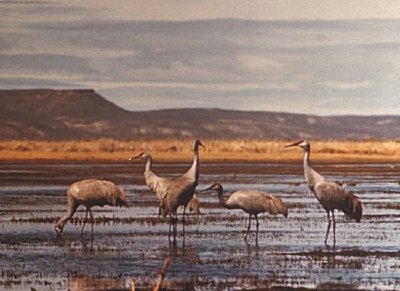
343, 193, 363, 222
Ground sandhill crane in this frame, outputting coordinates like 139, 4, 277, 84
285, 140, 363, 246
55, 179, 128, 237
160, 139, 204, 237
129, 152, 171, 216
130, 152, 201, 216
202, 183, 288, 244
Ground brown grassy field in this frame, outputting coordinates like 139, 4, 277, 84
0, 139, 400, 163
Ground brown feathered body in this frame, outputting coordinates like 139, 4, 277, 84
130, 152, 173, 216
143, 153, 201, 215
140, 153, 171, 200
55, 179, 127, 236
222, 190, 288, 217
204, 183, 287, 243
131, 150, 201, 218
313, 180, 362, 222
160, 158, 199, 217
160, 139, 203, 237
285, 140, 363, 245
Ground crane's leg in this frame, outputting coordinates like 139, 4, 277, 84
168, 211, 178, 240
255, 214, 260, 245
168, 212, 173, 238
81, 208, 89, 235
89, 208, 94, 235
173, 212, 178, 240
332, 210, 336, 247
182, 206, 187, 236
325, 210, 331, 246
182, 206, 186, 223
244, 214, 252, 242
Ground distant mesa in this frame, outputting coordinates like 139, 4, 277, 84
0, 89, 399, 140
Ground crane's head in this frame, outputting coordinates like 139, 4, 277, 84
55, 223, 64, 237
193, 139, 205, 151
284, 140, 310, 151
129, 152, 151, 161
202, 182, 223, 193
116, 189, 128, 207
116, 196, 128, 207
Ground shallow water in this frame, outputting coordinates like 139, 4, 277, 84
0, 162, 400, 290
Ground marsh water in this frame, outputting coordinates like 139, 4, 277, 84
0, 161, 400, 290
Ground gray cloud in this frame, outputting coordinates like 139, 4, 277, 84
1, 2, 400, 115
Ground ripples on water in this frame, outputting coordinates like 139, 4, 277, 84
0, 162, 399, 290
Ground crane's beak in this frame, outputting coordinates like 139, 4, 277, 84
201, 183, 219, 192
125, 201, 134, 208
284, 140, 304, 148
129, 152, 144, 161
199, 141, 205, 149
201, 186, 212, 192
118, 199, 128, 207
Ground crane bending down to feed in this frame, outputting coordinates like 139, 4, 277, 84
129, 152, 201, 216
160, 139, 204, 237
285, 140, 363, 246
202, 183, 288, 244
55, 179, 128, 237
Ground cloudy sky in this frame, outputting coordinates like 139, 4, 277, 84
2, 1, 400, 115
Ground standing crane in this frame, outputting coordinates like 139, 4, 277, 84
202, 183, 288, 244
130, 152, 201, 216
55, 179, 128, 237
285, 140, 363, 246
160, 139, 204, 238
129, 152, 171, 216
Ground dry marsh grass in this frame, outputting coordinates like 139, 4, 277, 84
0, 139, 400, 163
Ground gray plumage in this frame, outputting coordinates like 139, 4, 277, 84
130, 152, 200, 216
203, 183, 288, 243
285, 140, 363, 246
55, 179, 127, 236
130, 152, 170, 215
160, 139, 204, 236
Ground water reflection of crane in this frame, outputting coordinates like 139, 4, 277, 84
202, 183, 288, 244
69, 276, 125, 291
285, 140, 363, 246
55, 179, 127, 237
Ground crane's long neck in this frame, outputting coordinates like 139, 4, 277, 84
303, 148, 323, 192
216, 188, 228, 208
303, 148, 311, 173
216, 188, 236, 210
145, 157, 153, 174
188, 146, 200, 182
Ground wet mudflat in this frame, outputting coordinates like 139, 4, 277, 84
1, 161, 400, 290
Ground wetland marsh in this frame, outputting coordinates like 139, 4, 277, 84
0, 161, 400, 290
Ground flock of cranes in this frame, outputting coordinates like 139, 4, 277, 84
55, 139, 364, 246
